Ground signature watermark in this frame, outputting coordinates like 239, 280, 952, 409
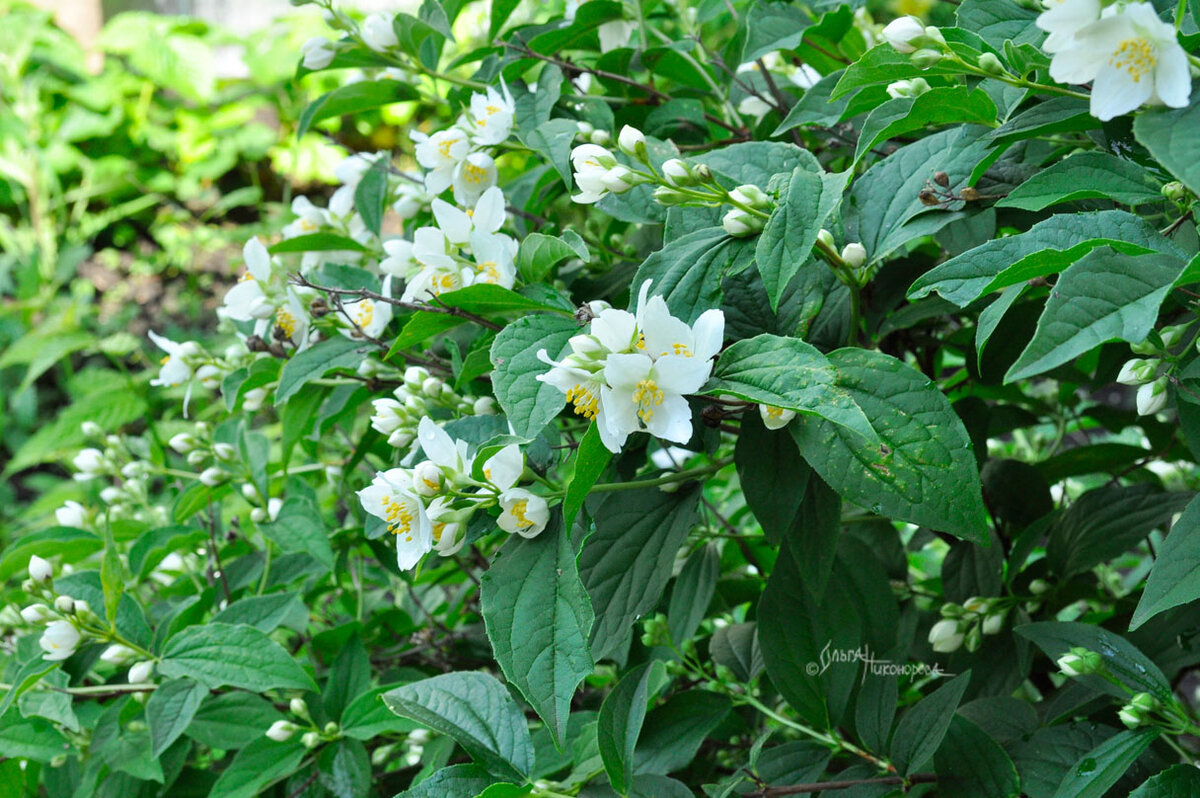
807, 641, 950, 679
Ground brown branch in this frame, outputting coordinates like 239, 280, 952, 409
291, 273, 503, 331
747, 773, 937, 797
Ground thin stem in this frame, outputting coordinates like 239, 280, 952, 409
291, 273, 510, 331
587, 459, 731, 493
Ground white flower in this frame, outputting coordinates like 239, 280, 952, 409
1136, 376, 1169, 416
148, 332, 204, 415
276, 288, 313, 350
55, 501, 88, 529
357, 469, 434, 570
737, 96, 774, 122
414, 128, 471, 194
1037, 0, 1101, 53
362, 13, 399, 52
73, 448, 107, 480
381, 238, 417, 277
785, 63, 821, 89
29, 555, 53, 582
427, 498, 466, 556
453, 152, 498, 205
243, 388, 268, 412
417, 417, 471, 476
339, 277, 394, 340
282, 195, 329, 239
570, 144, 630, 204
432, 186, 507, 246
128, 660, 155, 684
498, 488, 550, 538
927, 619, 964, 653
602, 353, 703, 450
759, 405, 796, 430
481, 444, 524, 492
635, 284, 724, 362
881, 16, 926, 53
301, 37, 336, 70
39, 620, 81, 661
1048, 3, 1190, 120
465, 85, 515, 145
267, 720, 299, 742
223, 238, 275, 323
412, 461, 443, 497
370, 398, 414, 447
466, 232, 516, 289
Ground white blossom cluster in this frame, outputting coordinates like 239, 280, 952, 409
369, 365, 496, 450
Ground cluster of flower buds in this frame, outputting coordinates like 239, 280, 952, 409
1117, 323, 1190, 416
369, 367, 496, 449
264, 697, 342, 749
1118, 692, 1160, 729
570, 131, 647, 204
927, 596, 1007, 653
71, 425, 168, 526
575, 121, 612, 147
1056, 646, 1104, 677
886, 77, 930, 100
640, 612, 673, 649
721, 185, 773, 237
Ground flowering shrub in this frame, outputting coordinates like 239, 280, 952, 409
6, 0, 1200, 795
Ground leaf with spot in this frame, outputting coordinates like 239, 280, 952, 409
790, 348, 988, 543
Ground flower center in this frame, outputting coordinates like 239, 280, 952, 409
1111, 37, 1156, 82
239, 271, 255, 282
462, 161, 488, 184
438, 136, 461, 159
299, 218, 319, 232
381, 495, 415, 541
477, 260, 500, 282
566, 383, 600, 419
510, 499, 532, 528
632, 378, 664, 421
666, 342, 691, 357
354, 300, 375, 331
276, 308, 297, 339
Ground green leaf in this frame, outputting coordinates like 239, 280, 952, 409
1016, 622, 1172, 703
387, 312, 467, 358
212, 593, 306, 633
735, 408, 811, 543
668, 544, 719, 647
439, 283, 570, 315
393, 764, 497, 797
833, 43, 977, 100
774, 71, 851, 135
1010, 723, 1111, 798
1050, 729, 1159, 798
268, 233, 369, 254
579, 486, 699, 661
1046, 484, 1193, 579
258, 496, 335, 571
742, 0, 810, 61
997, 151, 1163, 211
518, 118, 578, 190
185, 693, 285, 749
846, 125, 996, 261
756, 168, 846, 310
854, 87, 998, 165
933, 715, 1020, 798
1134, 101, 1200, 196
276, 336, 366, 405
1129, 764, 1200, 797
159, 623, 317, 692
956, 0, 1040, 48
0, 527, 101, 582
1005, 248, 1185, 381
353, 157, 389, 237
1132, 496, 1200, 629
383, 672, 534, 782
146, 678, 208, 758
785, 474, 842, 600
518, 232, 588, 283
889, 671, 971, 775
490, 314, 577, 438
298, 80, 419, 137
208, 737, 307, 798
597, 662, 660, 794
633, 226, 753, 324
633, 690, 731, 774
489, 0, 522, 39
562, 423, 612, 532
909, 210, 1183, 307
790, 348, 988, 543
319, 739, 371, 798
710, 622, 763, 681
0, 659, 59, 720
707, 333, 876, 443
481, 520, 594, 747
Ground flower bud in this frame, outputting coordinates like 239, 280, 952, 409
602, 165, 637, 193
100, 644, 136, 665
301, 731, 321, 749
241, 483, 259, 502
29, 555, 53, 582
576, 121, 595, 136
129, 660, 155, 684
361, 12, 399, 52
81, 421, 103, 439
1116, 358, 1157, 386
1160, 325, 1187, 349
404, 366, 429, 387
54, 596, 75, 614
886, 77, 930, 99
981, 610, 1005, 635
1136, 376, 1168, 416
816, 228, 836, 250
617, 125, 646, 159
250, 508, 268, 523
881, 16, 925, 53
243, 387, 268, 412
722, 209, 762, 238
1162, 181, 1186, 202
729, 184, 770, 209
928, 619, 964, 653
472, 397, 496, 415
21, 604, 53, 624
589, 129, 612, 146
186, 450, 209, 467
266, 720, 299, 742
200, 467, 227, 487
1029, 579, 1049, 595
911, 48, 944, 68
841, 242, 867, 269
661, 158, 698, 187
290, 698, 310, 720
977, 52, 1006, 76
412, 462, 443, 497
213, 443, 236, 462
169, 433, 198, 454
1118, 706, 1144, 729
323, 721, 339, 735
1130, 692, 1159, 713
1057, 647, 1102, 677
653, 186, 692, 206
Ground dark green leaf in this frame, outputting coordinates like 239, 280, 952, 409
159, 623, 317, 692
889, 671, 971, 775
146, 678, 207, 758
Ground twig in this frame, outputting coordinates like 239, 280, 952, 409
700, 496, 763, 574
291, 273, 503, 331
207, 505, 232, 604
746, 773, 937, 797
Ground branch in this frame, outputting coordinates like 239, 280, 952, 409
747, 773, 937, 797
291, 273, 503, 331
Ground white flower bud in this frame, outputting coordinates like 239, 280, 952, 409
661, 158, 696, 187
1136, 377, 1169, 416
29, 555, 53, 582
128, 660, 155, 684
243, 387, 268, 412
361, 13, 399, 52
928, 619, 964, 653
213, 443, 236, 462
816, 228, 836, 250
301, 37, 336, 70
54, 596, 75, 614
1117, 358, 1158, 386
250, 508, 268, 523
881, 16, 926, 53
404, 366, 430, 387
199, 467, 227, 487
241, 483, 259, 502
421, 377, 444, 397
21, 604, 53, 624
1118, 706, 1143, 729
301, 731, 321, 749
100, 644, 136, 665
617, 125, 646, 158
266, 720, 299, 742
722, 209, 759, 238
169, 433, 198, 454
81, 422, 103, 438
290, 698, 310, 720
186, 450, 209, 467
472, 397, 497, 415
841, 242, 867, 269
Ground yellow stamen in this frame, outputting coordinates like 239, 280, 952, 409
632, 378, 664, 422
565, 384, 600, 419
1110, 37, 1156, 83
276, 308, 297, 339
510, 499, 532, 528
